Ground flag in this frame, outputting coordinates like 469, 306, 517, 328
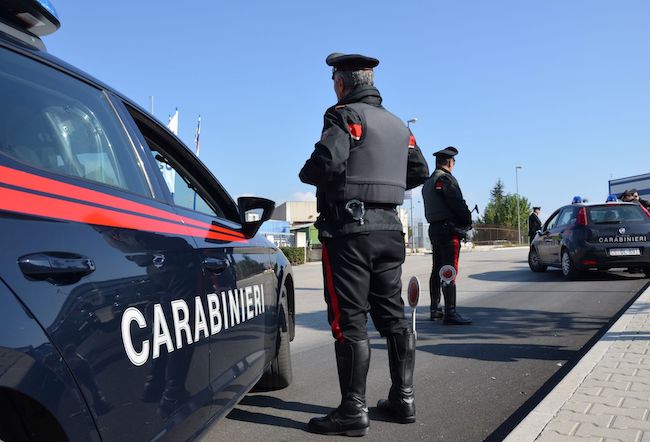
167, 108, 179, 135
194, 115, 201, 157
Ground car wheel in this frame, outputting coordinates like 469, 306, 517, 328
254, 287, 292, 390
561, 250, 579, 280
644, 268, 650, 279
528, 248, 547, 272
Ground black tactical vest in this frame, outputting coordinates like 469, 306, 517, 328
423, 168, 456, 223
328, 102, 409, 205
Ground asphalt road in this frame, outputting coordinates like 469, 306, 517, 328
200, 248, 649, 442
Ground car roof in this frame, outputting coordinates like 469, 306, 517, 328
559, 201, 642, 210
574, 202, 639, 207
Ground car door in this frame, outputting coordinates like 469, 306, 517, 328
120, 104, 277, 421
536, 209, 560, 263
545, 207, 575, 264
0, 46, 211, 441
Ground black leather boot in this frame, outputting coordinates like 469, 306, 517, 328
307, 340, 370, 436
443, 283, 472, 325
429, 270, 444, 320
377, 331, 415, 423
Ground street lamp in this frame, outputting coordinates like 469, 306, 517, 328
515, 166, 523, 244
405, 118, 417, 252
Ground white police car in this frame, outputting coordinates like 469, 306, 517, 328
0, 2, 294, 440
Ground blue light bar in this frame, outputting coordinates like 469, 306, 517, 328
36, 0, 58, 19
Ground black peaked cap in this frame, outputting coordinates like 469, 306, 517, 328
433, 146, 459, 158
326, 52, 379, 71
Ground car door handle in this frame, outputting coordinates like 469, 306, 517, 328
202, 257, 230, 274
18, 252, 96, 280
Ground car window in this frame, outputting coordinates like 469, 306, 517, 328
121, 104, 240, 222
0, 47, 150, 196
588, 205, 648, 224
148, 139, 218, 216
556, 207, 577, 227
544, 210, 560, 230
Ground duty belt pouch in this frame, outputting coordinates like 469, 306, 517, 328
443, 222, 468, 240
344, 199, 365, 225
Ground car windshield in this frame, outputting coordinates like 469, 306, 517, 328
588, 205, 647, 224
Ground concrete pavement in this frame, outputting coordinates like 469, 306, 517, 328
506, 282, 650, 441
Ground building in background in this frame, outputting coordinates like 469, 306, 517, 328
609, 173, 650, 200
272, 201, 318, 225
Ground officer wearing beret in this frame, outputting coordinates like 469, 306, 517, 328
528, 207, 542, 244
300, 53, 429, 436
422, 147, 472, 325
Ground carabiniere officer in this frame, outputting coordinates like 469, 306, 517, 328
422, 146, 473, 325
299, 52, 429, 437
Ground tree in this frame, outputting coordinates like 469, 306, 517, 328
480, 180, 532, 230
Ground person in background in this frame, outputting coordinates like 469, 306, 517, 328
528, 206, 542, 244
621, 189, 650, 209
422, 146, 472, 325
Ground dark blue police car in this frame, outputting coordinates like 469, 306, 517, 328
0, 1, 294, 440
528, 199, 650, 279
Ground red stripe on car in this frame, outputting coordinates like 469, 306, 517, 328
0, 165, 244, 239
0, 186, 244, 243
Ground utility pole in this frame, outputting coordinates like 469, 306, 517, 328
406, 118, 417, 252
515, 165, 523, 244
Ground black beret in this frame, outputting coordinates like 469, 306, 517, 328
433, 146, 459, 158
326, 52, 379, 71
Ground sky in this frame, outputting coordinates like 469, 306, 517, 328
44, 1, 650, 225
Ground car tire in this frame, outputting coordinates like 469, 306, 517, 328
644, 268, 650, 279
561, 250, 579, 280
254, 288, 292, 391
528, 247, 547, 272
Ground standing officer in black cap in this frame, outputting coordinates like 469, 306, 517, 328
422, 147, 472, 325
528, 206, 542, 244
299, 52, 429, 437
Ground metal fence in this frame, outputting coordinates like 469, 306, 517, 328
471, 224, 521, 245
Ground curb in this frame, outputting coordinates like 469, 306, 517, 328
503, 282, 650, 441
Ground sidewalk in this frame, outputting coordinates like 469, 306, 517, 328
505, 283, 650, 441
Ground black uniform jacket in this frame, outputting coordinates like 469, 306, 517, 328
299, 86, 429, 238
422, 168, 472, 230
528, 213, 542, 237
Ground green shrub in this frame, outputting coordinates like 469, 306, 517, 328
281, 247, 305, 265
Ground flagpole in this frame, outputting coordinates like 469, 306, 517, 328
192, 115, 201, 211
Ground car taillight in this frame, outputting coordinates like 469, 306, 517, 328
577, 207, 588, 225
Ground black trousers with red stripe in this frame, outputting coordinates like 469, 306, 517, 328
321, 230, 409, 342
428, 226, 461, 308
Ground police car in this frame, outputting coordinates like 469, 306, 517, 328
528, 197, 650, 280
0, 2, 294, 440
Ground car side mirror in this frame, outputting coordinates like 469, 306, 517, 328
238, 196, 275, 239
